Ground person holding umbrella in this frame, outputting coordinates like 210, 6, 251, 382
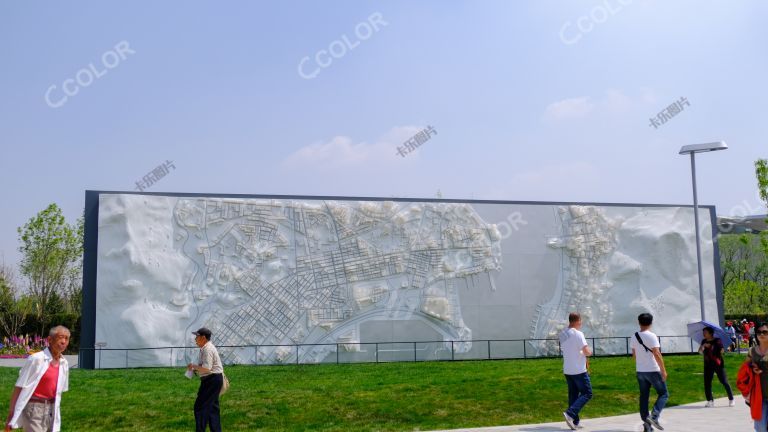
698, 326, 735, 407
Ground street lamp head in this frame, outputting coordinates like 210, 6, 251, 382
678, 141, 728, 155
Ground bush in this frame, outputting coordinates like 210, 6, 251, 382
16, 313, 81, 353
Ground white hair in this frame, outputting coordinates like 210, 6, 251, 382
49, 325, 71, 337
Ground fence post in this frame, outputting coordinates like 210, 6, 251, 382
336, 344, 339, 364
125, 350, 128, 368
487, 340, 491, 359
558, 340, 562, 357
658, 336, 662, 352
591, 338, 596, 356
375, 343, 379, 363
523, 340, 527, 359
413, 342, 417, 362
296, 345, 299, 365
625, 337, 629, 355
254, 346, 258, 365
451, 341, 455, 361
690, 338, 694, 352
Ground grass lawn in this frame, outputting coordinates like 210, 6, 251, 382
0, 354, 746, 431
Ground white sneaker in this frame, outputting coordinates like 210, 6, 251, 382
704, 400, 714, 408
729, 399, 735, 407
563, 412, 577, 430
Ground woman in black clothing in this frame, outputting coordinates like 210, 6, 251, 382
699, 326, 734, 407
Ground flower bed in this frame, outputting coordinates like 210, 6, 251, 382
0, 334, 48, 358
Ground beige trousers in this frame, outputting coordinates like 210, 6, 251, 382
20, 401, 54, 432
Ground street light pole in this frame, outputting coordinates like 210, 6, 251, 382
678, 141, 728, 322
688, 152, 706, 321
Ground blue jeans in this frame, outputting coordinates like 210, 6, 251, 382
636, 372, 668, 422
756, 400, 768, 432
565, 372, 593, 424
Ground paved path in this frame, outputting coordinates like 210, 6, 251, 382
430, 397, 754, 432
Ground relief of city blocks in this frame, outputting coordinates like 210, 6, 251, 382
94, 194, 719, 367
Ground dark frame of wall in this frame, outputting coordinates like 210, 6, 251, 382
80, 190, 723, 369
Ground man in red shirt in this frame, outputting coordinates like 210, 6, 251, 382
4, 326, 70, 432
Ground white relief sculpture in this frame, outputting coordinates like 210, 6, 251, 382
531, 206, 719, 356
93, 194, 718, 367
533, 206, 619, 355
95, 195, 501, 367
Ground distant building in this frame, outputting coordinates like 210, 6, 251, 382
717, 214, 768, 234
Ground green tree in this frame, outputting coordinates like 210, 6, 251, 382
757, 159, 768, 205
756, 158, 768, 255
720, 234, 768, 284
722, 159, 768, 315
60, 216, 84, 314
724, 279, 767, 315
17, 204, 83, 334
0, 262, 28, 337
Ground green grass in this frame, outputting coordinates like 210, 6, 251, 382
0, 354, 746, 431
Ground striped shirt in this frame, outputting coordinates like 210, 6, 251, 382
198, 341, 223, 376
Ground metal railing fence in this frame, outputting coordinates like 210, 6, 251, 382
78, 335, 733, 369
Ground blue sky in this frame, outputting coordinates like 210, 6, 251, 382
1, 0, 767, 271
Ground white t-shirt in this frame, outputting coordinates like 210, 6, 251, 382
560, 327, 588, 375
631, 330, 661, 372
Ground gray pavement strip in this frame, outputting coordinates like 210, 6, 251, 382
428, 397, 754, 432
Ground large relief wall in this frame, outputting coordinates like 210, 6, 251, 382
89, 193, 720, 367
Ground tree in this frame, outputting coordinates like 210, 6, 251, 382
722, 159, 768, 315
756, 159, 768, 255
720, 234, 768, 284
757, 159, 768, 207
59, 216, 84, 314
724, 279, 767, 315
0, 262, 28, 337
17, 204, 83, 334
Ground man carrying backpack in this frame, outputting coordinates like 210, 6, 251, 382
630, 313, 668, 431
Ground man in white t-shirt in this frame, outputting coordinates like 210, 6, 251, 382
560, 312, 593, 430
630, 313, 668, 431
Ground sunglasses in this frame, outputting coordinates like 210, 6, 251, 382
758, 330, 768, 336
